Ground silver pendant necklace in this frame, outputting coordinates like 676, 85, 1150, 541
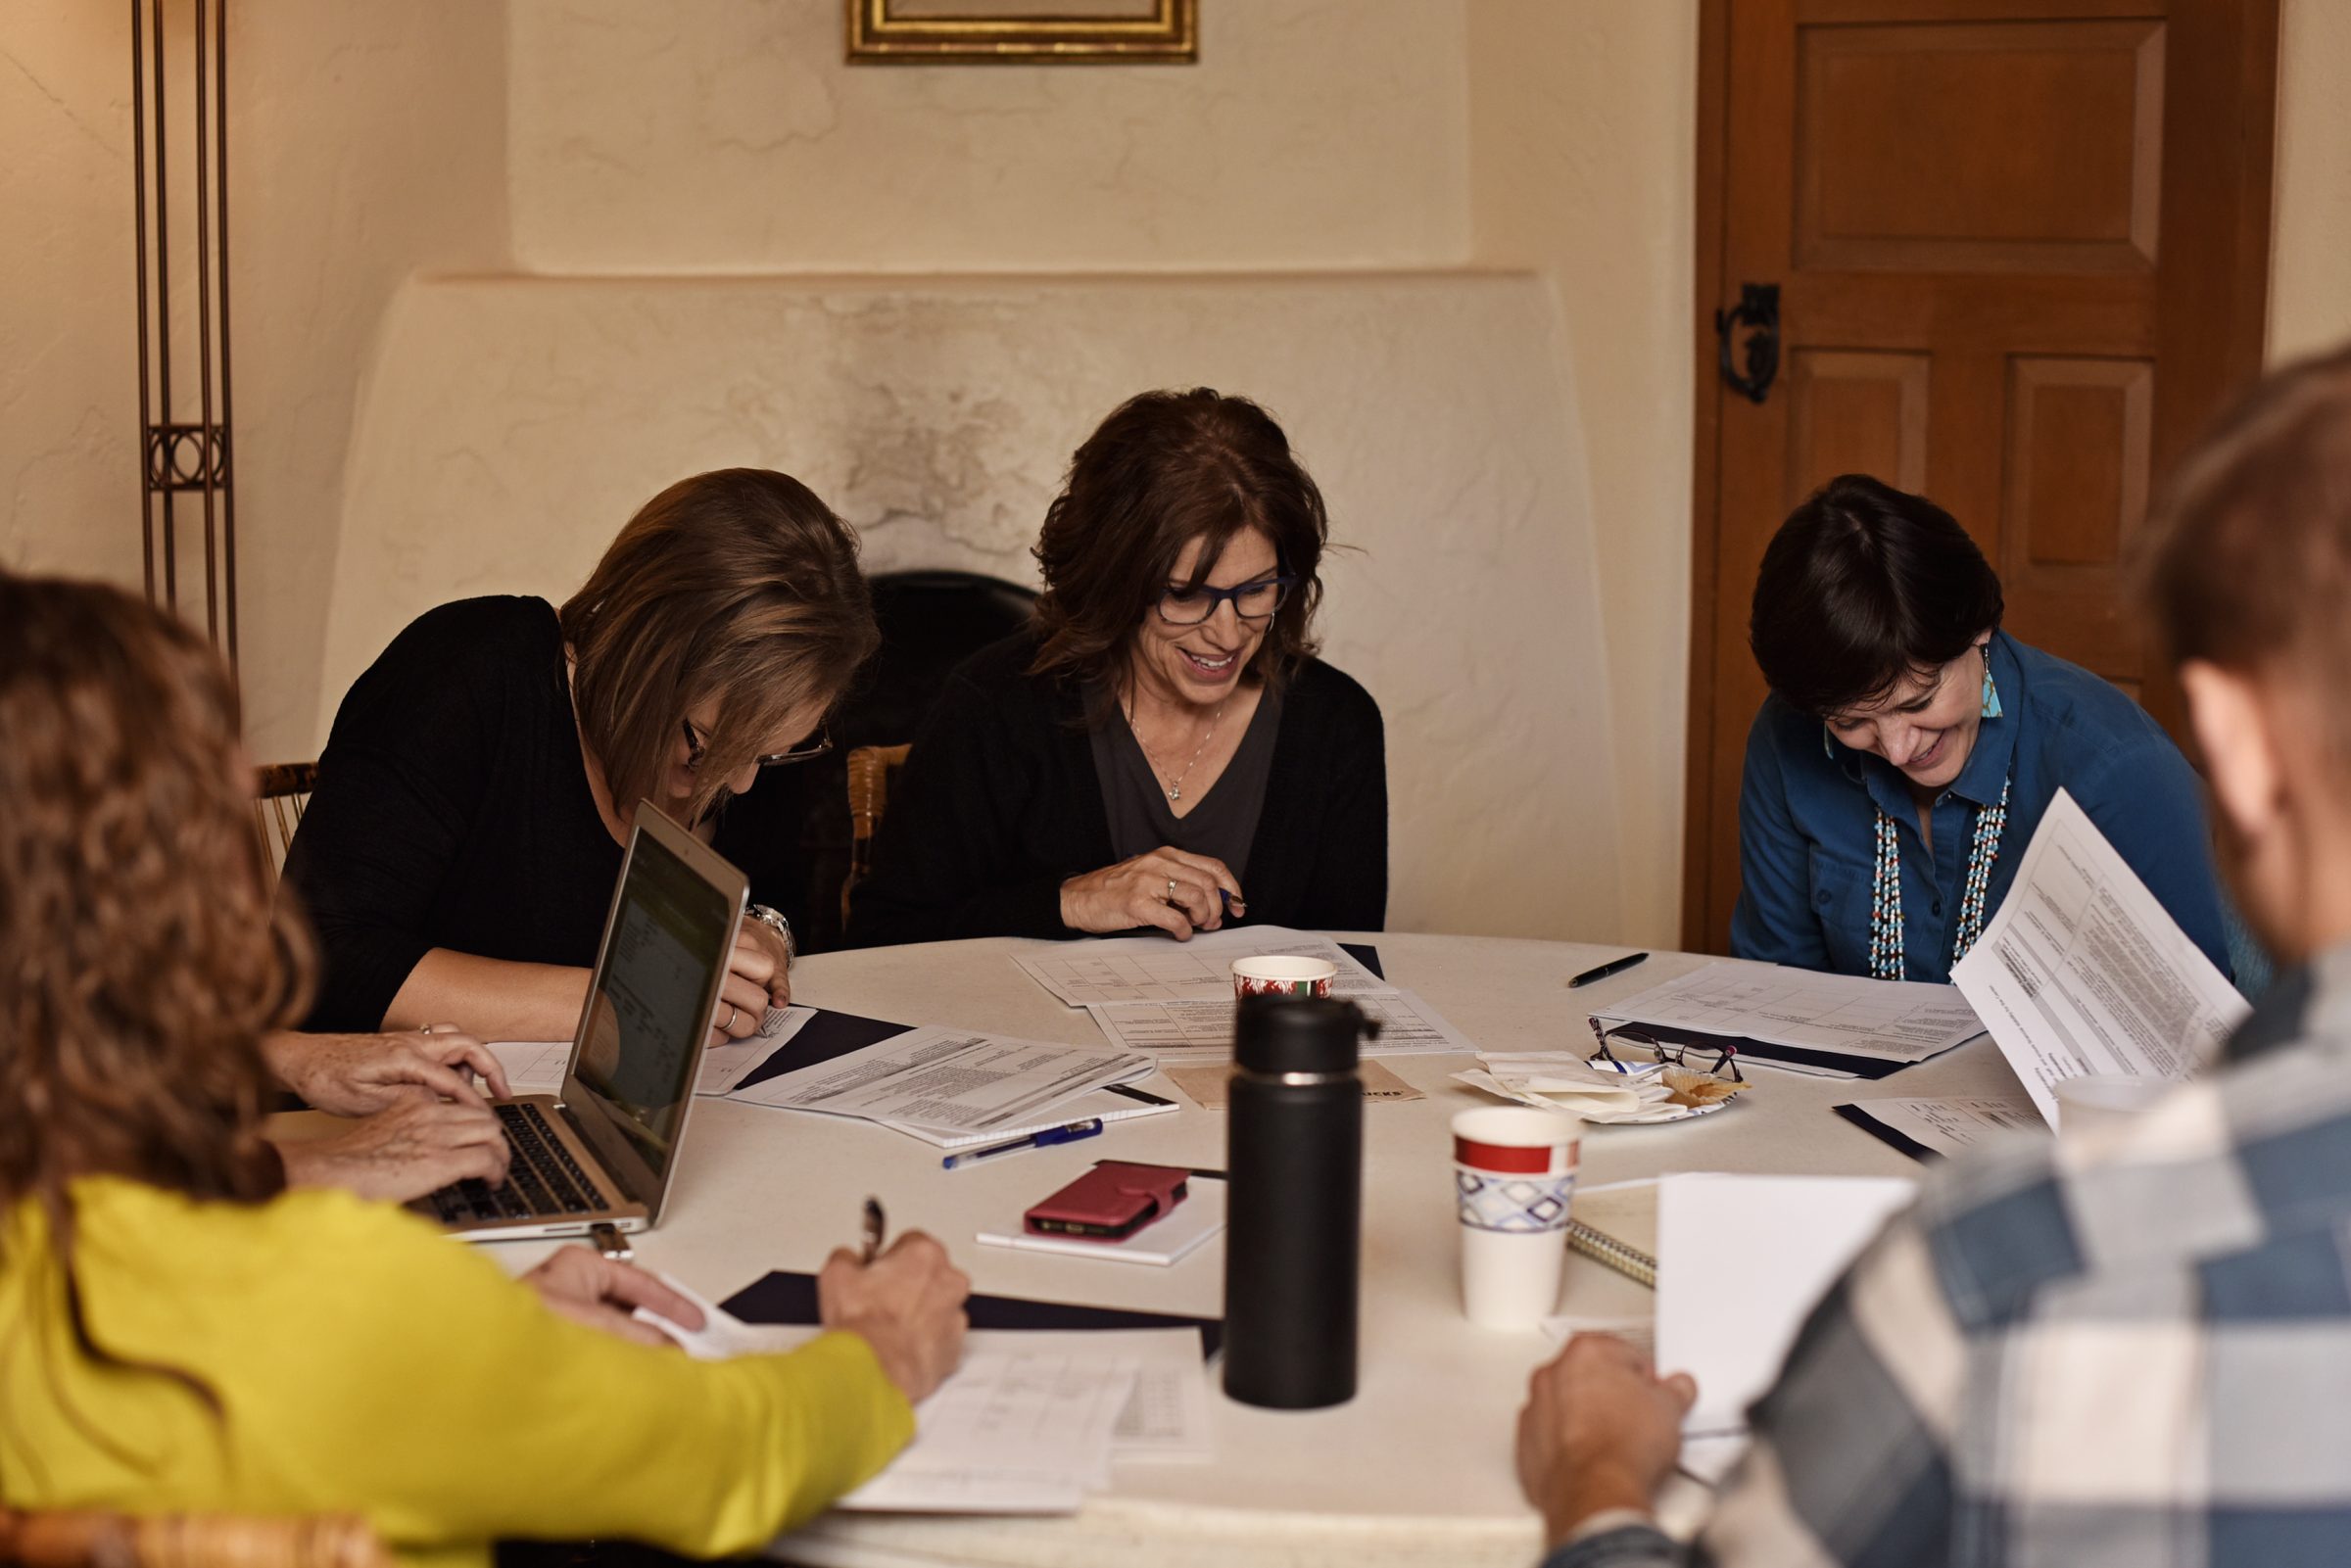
1131, 696, 1227, 803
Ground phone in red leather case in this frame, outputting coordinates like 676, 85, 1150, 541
1023, 1161, 1191, 1240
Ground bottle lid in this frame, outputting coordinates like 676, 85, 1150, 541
1233, 995, 1372, 1075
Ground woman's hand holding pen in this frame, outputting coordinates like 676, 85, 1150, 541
820, 1232, 971, 1404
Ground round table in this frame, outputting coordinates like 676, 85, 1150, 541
489, 932, 2027, 1568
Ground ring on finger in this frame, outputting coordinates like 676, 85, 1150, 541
1166, 876, 1178, 903
723, 1002, 739, 1031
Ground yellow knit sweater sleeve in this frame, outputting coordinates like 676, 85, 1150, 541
3, 1180, 914, 1568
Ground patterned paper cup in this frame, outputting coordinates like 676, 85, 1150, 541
1452, 1106, 1583, 1330
1230, 955, 1337, 1000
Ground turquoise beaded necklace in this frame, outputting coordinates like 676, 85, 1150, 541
1863, 660, 2008, 982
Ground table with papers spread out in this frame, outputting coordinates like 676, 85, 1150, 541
483, 933, 2036, 1568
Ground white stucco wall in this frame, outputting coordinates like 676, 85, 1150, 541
0, 0, 509, 755
1468, 0, 1700, 948
505, 0, 1472, 272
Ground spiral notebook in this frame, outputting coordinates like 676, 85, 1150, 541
1566, 1179, 1660, 1289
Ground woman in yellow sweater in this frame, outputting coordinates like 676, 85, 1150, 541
0, 573, 968, 1568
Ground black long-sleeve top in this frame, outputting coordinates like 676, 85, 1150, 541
845, 631, 1387, 947
281, 595, 807, 1031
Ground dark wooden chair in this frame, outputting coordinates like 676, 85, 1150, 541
841, 743, 912, 927
0, 1508, 390, 1568
252, 761, 318, 888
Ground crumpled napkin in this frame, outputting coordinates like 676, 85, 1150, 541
1452, 1052, 1664, 1120
1453, 1052, 1744, 1124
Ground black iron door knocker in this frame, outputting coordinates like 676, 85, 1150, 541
1715, 283, 1781, 404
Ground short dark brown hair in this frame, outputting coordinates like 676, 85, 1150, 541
559, 469, 880, 824
2138, 344, 2351, 747
1030, 389, 1328, 710
1749, 474, 2005, 719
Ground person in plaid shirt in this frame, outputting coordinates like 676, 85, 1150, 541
1518, 343, 2351, 1568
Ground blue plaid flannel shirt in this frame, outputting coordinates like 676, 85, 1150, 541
1546, 944, 2351, 1568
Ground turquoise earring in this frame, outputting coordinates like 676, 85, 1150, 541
1980, 646, 2003, 720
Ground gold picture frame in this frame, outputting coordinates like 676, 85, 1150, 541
845, 0, 1197, 65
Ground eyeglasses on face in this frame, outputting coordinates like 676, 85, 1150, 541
681, 717, 836, 773
1154, 575, 1298, 627
1586, 1024, 1744, 1083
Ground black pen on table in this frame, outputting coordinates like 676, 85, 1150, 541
861, 1195, 886, 1264
1567, 951, 1650, 988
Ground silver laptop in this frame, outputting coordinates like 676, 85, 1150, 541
415, 804, 747, 1242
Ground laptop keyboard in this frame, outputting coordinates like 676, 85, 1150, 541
423, 1102, 606, 1225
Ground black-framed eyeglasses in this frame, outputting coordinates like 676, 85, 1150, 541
682, 717, 836, 773
1154, 575, 1298, 627
1586, 1023, 1744, 1083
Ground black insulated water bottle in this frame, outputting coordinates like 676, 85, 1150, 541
1222, 994, 1379, 1409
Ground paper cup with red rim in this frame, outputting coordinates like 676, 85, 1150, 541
1451, 1106, 1583, 1329
1230, 955, 1338, 1000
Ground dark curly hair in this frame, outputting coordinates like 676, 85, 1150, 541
1030, 389, 1329, 718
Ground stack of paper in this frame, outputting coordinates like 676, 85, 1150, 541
1950, 789, 2249, 1128
726, 1023, 1162, 1148
488, 1004, 816, 1101
1589, 963, 1986, 1079
1655, 1172, 1917, 1483
1014, 926, 1478, 1063
640, 1280, 1213, 1512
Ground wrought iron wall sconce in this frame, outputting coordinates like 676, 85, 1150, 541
131, 0, 238, 668
846, 0, 1197, 64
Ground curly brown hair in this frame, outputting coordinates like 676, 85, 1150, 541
1030, 389, 1329, 719
559, 469, 881, 827
0, 573, 306, 1225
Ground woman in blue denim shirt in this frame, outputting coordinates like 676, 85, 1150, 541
1730, 474, 2230, 983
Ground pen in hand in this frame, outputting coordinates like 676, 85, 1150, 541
862, 1195, 886, 1264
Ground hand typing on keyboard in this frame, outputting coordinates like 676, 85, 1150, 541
275, 1097, 511, 1204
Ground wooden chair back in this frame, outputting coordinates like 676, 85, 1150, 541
252, 762, 318, 888
842, 743, 912, 927
0, 1509, 391, 1568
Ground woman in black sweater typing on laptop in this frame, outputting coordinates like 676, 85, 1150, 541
284, 469, 878, 1043
847, 389, 1387, 947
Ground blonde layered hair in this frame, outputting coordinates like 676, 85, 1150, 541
558, 469, 880, 824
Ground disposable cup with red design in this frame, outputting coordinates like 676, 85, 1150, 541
1230, 955, 1337, 1001
1452, 1106, 1583, 1330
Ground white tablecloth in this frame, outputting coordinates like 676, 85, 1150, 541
487, 932, 2028, 1568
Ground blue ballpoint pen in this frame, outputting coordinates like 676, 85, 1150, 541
941, 1118, 1105, 1171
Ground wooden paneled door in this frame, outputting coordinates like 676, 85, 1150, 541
1681, 0, 2278, 954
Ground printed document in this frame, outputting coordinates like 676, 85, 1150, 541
1591, 962, 1985, 1069
1950, 789, 2248, 1127
1084, 987, 1471, 1062
490, 1003, 812, 1101
727, 1024, 1153, 1138
639, 1280, 1209, 1507
1837, 1092, 2044, 1159
1016, 925, 1386, 1007
1655, 1173, 1917, 1478
696, 1005, 813, 1094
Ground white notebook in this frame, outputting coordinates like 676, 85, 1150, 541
977, 1172, 1227, 1266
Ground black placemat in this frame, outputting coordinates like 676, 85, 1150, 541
722, 1269, 1223, 1358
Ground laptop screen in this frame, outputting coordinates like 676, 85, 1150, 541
569, 818, 740, 1190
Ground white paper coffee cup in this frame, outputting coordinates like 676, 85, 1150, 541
1231, 954, 1337, 1000
1452, 1106, 1582, 1330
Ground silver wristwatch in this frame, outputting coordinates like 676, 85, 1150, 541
745, 903, 794, 968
